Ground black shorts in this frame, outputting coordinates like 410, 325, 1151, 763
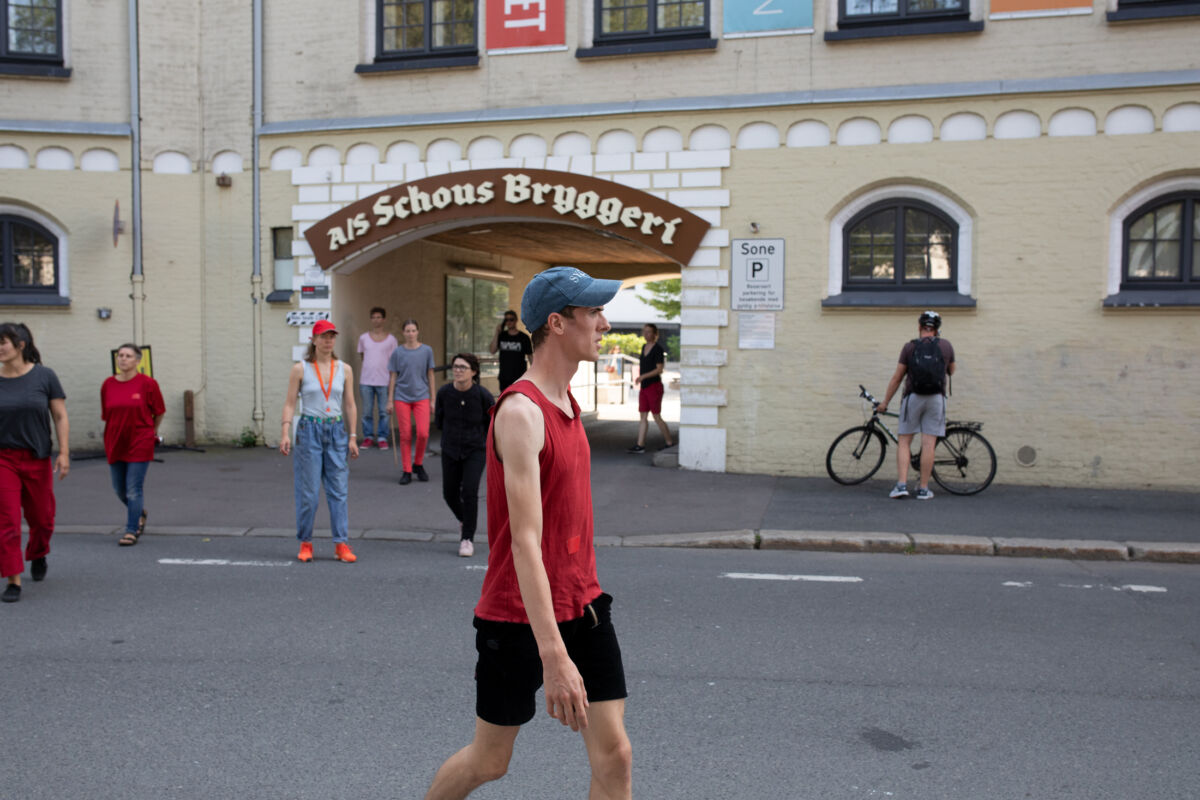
473, 592, 628, 727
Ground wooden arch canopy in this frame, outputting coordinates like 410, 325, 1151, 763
302, 168, 711, 273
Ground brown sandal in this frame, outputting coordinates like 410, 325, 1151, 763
118, 531, 139, 546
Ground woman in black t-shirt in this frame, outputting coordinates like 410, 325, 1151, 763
0, 322, 70, 603
628, 323, 674, 454
434, 353, 494, 558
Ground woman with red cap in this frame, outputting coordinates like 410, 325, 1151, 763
279, 319, 360, 563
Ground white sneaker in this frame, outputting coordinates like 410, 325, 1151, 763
889, 483, 909, 499
915, 487, 934, 500
458, 539, 474, 557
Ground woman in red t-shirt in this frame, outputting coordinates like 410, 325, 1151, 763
101, 344, 165, 546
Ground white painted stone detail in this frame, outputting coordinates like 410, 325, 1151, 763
343, 164, 372, 183
681, 327, 720, 346
291, 238, 313, 257
634, 152, 667, 170
357, 184, 385, 199
545, 155, 570, 171
211, 150, 243, 174
888, 115, 934, 144
613, 173, 651, 189
736, 122, 781, 150
425, 161, 450, 177
298, 185, 330, 203
466, 137, 504, 160
939, 112, 987, 142
522, 156, 546, 169
509, 134, 548, 158
471, 158, 523, 170
597, 130, 637, 154
682, 287, 720, 306
680, 406, 719, 426
643, 127, 684, 152
374, 163, 405, 182
994, 111, 1042, 139
680, 387, 727, 406
786, 120, 830, 148
680, 426, 726, 472
652, 172, 680, 188
292, 165, 341, 184
681, 170, 722, 187
691, 208, 722, 227
595, 153, 632, 172
700, 229, 730, 247
669, 189, 730, 208
689, 124, 731, 151
332, 184, 360, 202
406, 163, 428, 180
270, 147, 302, 170
681, 348, 728, 366
681, 269, 729, 287
681, 308, 728, 327
81, 148, 120, 172
668, 150, 731, 169
552, 132, 591, 156
1163, 103, 1200, 132
681, 366, 720, 385
569, 155, 594, 175
308, 146, 341, 166
427, 139, 462, 161
1048, 108, 1097, 137
1105, 105, 1155, 135
291, 203, 341, 222
346, 143, 380, 164
151, 151, 189, 174
687, 248, 722, 267
836, 118, 882, 147
0, 145, 29, 169
385, 142, 421, 163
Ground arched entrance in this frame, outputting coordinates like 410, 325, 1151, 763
301, 167, 709, 450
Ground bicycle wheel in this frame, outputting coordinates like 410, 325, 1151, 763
930, 427, 997, 495
826, 426, 888, 485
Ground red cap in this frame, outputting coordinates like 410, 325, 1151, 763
312, 319, 338, 337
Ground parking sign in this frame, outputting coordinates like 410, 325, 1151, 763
731, 238, 785, 310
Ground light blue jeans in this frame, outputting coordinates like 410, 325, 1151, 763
360, 384, 389, 441
293, 417, 350, 543
109, 460, 151, 533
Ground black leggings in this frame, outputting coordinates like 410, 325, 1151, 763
441, 450, 485, 540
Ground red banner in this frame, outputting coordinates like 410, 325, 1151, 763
486, 0, 564, 50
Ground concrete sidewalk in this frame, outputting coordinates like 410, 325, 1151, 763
51, 416, 1200, 563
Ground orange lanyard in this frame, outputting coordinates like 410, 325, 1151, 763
314, 360, 335, 412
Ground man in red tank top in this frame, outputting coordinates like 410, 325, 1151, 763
424, 268, 631, 800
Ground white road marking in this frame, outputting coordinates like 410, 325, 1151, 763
158, 558, 292, 568
1006, 580, 1167, 594
465, 565, 487, 571
1121, 584, 1167, 593
721, 572, 863, 583
1002, 581, 1033, 588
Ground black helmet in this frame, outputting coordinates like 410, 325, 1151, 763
918, 310, 941, 331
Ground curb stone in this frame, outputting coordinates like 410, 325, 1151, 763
622, 530, 756, 549
1128, 541, 1200, 564
993, 537, 1129, 561
910, 533, 995, 556
759, 530, 911, 554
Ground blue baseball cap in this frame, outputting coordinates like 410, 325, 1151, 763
521, 267, 622, 331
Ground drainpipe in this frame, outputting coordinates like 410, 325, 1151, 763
128, 0, 144, 343
250, 0, 266, 443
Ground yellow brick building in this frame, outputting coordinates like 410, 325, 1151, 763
1, 0, 1197, 487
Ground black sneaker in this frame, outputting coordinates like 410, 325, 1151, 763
31, 557, 47, 582
626, 445, 645, 454
398, 472, 412, 485
1, 584, 19, 603
414, 464, 429, 482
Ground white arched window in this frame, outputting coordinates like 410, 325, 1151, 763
1106, 176, 1200, 306
0, 206, 69, 304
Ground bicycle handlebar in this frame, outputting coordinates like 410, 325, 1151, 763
858, 384, 880, 407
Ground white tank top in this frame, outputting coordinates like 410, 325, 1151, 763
298, 360, 345, 419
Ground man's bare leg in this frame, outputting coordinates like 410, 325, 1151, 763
580, 699, 632, 800
919, 432, 937, 489
424, 718, 521, 800
896, 433, 913, 486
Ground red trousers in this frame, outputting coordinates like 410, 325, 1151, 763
393, 399, 430, 473
0, 448, 56, 578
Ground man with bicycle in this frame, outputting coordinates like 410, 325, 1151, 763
877, 311, 956, 500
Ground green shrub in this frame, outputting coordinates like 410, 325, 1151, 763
233, 427, 258, 448
599, 333, 645, 357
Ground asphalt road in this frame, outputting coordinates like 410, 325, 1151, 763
4, 536, 1198, 799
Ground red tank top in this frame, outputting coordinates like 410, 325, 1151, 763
474, 380, 602, 624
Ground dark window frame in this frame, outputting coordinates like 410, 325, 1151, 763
1107, 0, 1200, 20
1, 215, 60, 296
1120, 192, 1199, 290
0, 0, 64, 65
593, 0, 711, 46
371, 0, 478, 66
841, 199, 959, 293
837, 0, 969, 27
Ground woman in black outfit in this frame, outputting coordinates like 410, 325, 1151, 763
434, 353, 494, 558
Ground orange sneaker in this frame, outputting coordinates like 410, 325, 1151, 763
297, 542, 313, 562
334, 542, 357, 563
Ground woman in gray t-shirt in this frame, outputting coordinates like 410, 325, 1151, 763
387, 319, 435, 485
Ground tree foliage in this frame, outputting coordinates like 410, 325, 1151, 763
637, 278, 681, 320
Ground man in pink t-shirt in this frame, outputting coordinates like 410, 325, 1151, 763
356, 307, 397, 448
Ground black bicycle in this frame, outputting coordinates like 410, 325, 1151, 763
826, 385, 997, 495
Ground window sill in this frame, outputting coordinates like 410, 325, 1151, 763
825, 19, 983, 40
266, 290, 295, 303
576, 37, 717, 59
1107, 2, 1200, 20
0, 62, 71, 79
1103, 288, 1200, 307
0, 293, 69, 307
355, 53, 480, 74
822, 290, 976, 308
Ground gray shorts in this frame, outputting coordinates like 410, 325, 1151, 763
898, 393, 946, 437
